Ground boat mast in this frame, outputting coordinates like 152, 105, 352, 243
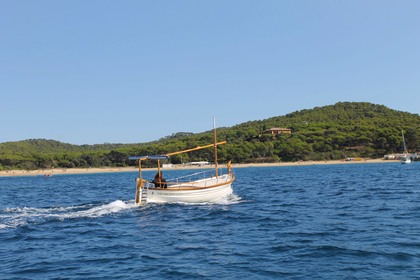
213, 117, 218, 177
402, 129, 408, 154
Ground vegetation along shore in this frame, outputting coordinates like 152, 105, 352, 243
1, 102, 419, 173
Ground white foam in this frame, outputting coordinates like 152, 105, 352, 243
62, 200, 135, 219
207, 193, 243, 205
0, 200, 136, 230
176, 193, 243, 206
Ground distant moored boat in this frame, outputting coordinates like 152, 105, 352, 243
401, 130, 412, 164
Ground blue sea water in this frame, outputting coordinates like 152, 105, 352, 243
1, 163, 420, 279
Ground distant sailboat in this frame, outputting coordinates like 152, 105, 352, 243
401, 130, 412, 164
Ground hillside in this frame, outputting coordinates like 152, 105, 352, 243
1, 102, 419, 170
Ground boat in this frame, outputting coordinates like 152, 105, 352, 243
129, 121, 235, 205
401, 130, 412, 164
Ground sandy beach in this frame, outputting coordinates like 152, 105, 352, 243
0, 158, 399, 177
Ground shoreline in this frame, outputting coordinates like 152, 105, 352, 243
0, 159, 400, 177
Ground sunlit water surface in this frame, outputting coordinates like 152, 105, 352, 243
1, 163, 420, 279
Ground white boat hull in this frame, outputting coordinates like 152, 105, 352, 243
401, 157, 412, 164
142, 174, 234, 203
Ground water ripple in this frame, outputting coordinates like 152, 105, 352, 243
1, 164, 420, 278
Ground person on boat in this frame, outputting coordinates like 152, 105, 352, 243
153, 171, 167, 188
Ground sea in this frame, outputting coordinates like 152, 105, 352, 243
1, 163, 420, 279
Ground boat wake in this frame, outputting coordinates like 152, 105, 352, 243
214, 193, 243, 204
0, 195, 243, 230
0, 200, 137, 230
175, 193, 243, 206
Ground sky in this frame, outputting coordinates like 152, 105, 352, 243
1, 1, 420, 145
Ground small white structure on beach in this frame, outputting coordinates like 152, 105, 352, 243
185, 161, 210, 167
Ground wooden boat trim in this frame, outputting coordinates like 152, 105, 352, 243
165, 141, 226, 156
149, 174, 235, 191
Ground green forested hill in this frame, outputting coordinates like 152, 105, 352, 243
1, 102, 419, 170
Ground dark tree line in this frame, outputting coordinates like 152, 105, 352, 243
1, 102, 419, 170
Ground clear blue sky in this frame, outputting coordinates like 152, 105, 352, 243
1, 1, 419, 145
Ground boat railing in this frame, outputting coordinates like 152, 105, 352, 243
142, 168, 228, 189
167, 170, 216, 184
